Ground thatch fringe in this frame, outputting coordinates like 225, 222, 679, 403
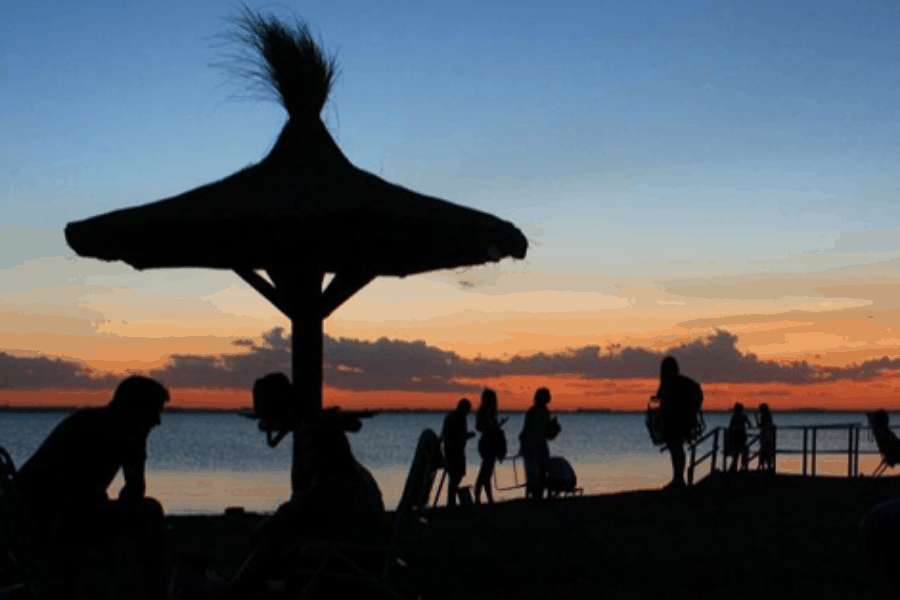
227, 5, 337, 119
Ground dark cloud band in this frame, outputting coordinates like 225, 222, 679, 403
2, 328, 898, 392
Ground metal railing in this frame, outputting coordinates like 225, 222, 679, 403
687, 423, 900, 484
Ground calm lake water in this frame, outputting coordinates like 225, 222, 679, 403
0, 410, 891, 515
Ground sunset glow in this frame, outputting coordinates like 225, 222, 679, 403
4, 1, 900, 414
4, 374, 900, 413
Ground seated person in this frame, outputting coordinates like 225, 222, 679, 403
16, 376, 169, 600
229, 412, 386, 595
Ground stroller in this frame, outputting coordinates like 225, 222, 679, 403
502, 455, 583, 499
544, 456, 583, 498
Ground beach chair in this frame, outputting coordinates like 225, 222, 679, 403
281, 428, 443, 599
867, 412, 900, 477
493, 454, 527, 493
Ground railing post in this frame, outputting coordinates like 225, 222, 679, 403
773, 427, 778, 474
688, 441, 697, 486
811, 428, 818, 478
857, 426, 862, 477
802, 428, 808, 477
847, 425, 853, 478
711, 428, 719, 473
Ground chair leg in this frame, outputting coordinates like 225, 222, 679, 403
432, 471, 447, 508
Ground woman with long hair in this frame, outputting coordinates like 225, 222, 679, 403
474, 388, 507, 505
755, 403, 776, 472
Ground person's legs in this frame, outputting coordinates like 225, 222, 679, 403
49, 501, 119, 600
534, 450, 549, 500
666, 439, 685, 486
474, 458, 490, 505
478, 459, 495, 505
116, 498, 167, 600
447, 472, 460, 507
522, 452, 537, 499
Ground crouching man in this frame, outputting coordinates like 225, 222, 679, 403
17, 375, 169, 600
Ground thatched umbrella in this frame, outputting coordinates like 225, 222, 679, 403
65, 9, 527, 493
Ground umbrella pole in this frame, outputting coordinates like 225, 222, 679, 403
269, 266, 324, 497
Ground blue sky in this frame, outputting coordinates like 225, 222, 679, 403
5, 0, 898, 238
3, 0, 900, 382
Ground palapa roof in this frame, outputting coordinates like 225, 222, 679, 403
65, 9, 527, 278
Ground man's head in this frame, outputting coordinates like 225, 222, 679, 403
457, 398, 472, 414
534, 388, 551, 406
661, 356, 679, 378
109, 376, 169, 429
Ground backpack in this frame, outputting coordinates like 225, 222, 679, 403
546, 417, 561, 441
479, 426, 507, 461
686, 378, 705, 441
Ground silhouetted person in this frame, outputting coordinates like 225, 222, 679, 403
441, 399, 474, 507
755, 403, 776, 472
655, 356, 703, 488
474, 389, 508, 505
17, 375, 169, 600
230, 418, 385, 596
725, 402, 751, 472
253, 372, 364, 495
253, 372, 296, 449
519, 388, 560, 500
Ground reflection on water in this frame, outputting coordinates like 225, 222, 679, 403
0, 410, 893, 515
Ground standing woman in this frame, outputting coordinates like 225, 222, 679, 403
725, 403, 752, 472
655, 356, 703, 488
755, 403, 776, 473
474, 388, 507, 505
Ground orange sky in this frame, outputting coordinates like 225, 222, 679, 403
4, 374, 900, 412
6, 225, 900, 411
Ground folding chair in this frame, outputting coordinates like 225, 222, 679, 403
493, 454, 527, 493
867, 412, 900, 477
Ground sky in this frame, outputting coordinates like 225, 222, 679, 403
2, 0, 900, 411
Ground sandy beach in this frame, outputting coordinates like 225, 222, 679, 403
160, 473, 900, 600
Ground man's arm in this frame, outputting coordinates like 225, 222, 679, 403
119, 431, 149, 504
119, 459, 147, 504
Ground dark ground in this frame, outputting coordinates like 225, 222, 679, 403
159, 473, 900, 600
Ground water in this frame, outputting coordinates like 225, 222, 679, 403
0, 410, 891, 515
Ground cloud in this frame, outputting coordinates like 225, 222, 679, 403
0, 352, 120, 390
6, 328, 900, 393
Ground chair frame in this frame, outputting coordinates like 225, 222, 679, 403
867, 412, 900, 478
